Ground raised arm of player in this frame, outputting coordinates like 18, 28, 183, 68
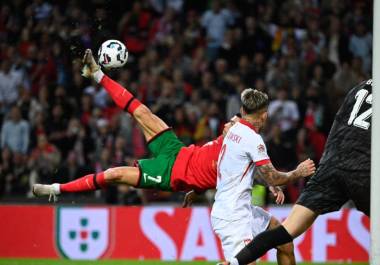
254, 159, 315, 186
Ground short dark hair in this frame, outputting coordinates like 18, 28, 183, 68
241, 88, 269, 114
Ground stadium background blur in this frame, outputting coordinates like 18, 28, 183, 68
0, 0, 373, 206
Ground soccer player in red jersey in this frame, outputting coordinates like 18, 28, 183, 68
33, 49, 296, 265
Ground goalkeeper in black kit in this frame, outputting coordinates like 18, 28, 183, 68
221, 79, 372, 265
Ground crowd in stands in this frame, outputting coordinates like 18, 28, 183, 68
0, 0, 372, 205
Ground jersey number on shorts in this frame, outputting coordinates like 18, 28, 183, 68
348, 88, 372, 130
143, 173, 162, 183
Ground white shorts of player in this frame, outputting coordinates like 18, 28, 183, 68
211, 206, 271, 261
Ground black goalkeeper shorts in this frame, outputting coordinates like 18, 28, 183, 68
297, 163, 370, 216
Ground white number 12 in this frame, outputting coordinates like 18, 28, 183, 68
348, 89, 372, 130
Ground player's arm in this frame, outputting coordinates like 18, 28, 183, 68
182, 190, 197, 208
182, 189, 206, 208
269, 186, 285, 205
254, 159, 315, 186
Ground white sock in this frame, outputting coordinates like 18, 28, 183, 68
93, 69, 104, 83
52, 183, 61, 195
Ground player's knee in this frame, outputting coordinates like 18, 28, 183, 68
104, 168, 122, 183
276, 241, 294, 256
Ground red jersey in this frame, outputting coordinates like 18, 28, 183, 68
170, 135, 224, 192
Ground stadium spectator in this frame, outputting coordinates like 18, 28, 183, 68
267, 88, 299, 136
0, 147, 12, 197
1, 105, 30, 155
349, 21, 372, 74
201, 0, 234, 60
8, 152, 29, 195
0, 59, 24, 110
118, 2, 152, 55
28, 133, 61, 185
242, 16, 272, 58
46, 104, 69, 157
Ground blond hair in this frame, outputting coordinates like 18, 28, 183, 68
241, 88, 269, 114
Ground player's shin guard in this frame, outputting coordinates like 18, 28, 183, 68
235, 225, 293, 265
94, 71, 141, 114
60, 172, 107, 193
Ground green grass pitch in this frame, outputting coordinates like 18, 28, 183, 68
0, 259, 369, 265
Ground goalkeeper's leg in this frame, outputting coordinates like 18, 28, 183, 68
267, 217, 295, 265
82, 49, 169, 142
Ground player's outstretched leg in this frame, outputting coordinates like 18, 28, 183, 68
33, 166, 139, 201
82, 49, 168, 142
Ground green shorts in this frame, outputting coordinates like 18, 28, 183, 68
136, 129, 185, 191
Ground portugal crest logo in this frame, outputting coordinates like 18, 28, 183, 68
56, 207, 111, 260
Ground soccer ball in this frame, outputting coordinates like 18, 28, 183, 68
98, 40, 128, 69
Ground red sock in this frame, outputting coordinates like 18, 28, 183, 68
100, 75, 142, 114
60, 172, 107, 193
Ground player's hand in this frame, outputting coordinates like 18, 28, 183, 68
182, 190, 197, 208
269, 186, 285, 205
81, 49, 100, 78
296, 158, 316, 177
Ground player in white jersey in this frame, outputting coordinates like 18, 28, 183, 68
212, 88, 316, 265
